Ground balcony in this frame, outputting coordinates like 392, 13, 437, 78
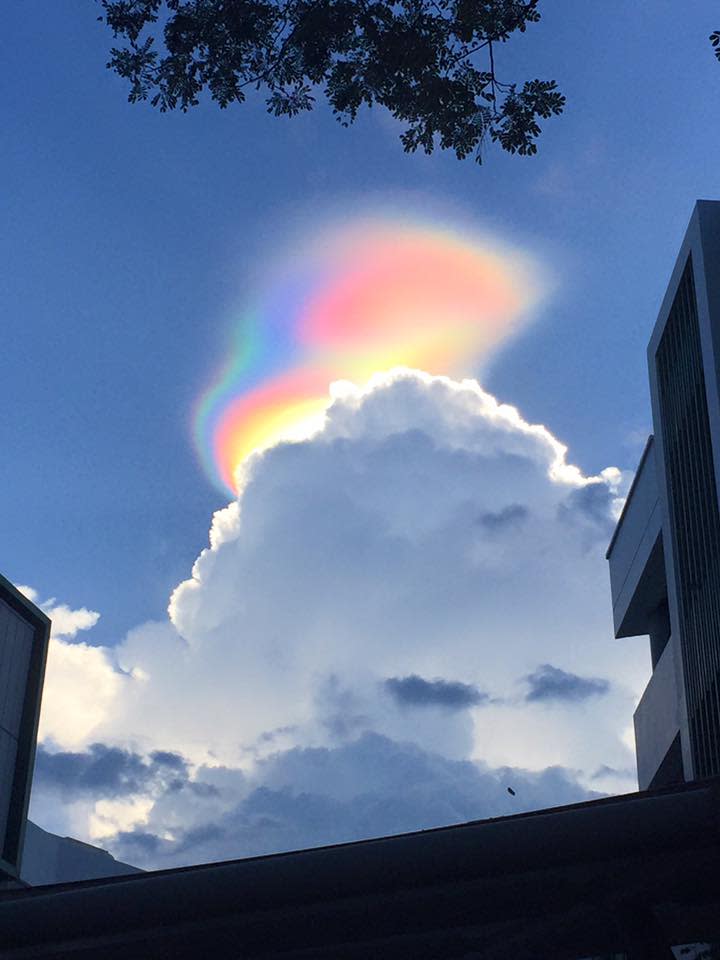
606, 436, 666, 637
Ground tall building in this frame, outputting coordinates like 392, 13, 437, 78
607, 200, 720, 789
0, 574, 50, 885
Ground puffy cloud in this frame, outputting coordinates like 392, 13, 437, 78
524, 664, 611, 703
33, 743, 189, 798
17, 586, 100, 639
557, 479, 619, 544
42, 604, 100, 639
34, 369, 646, 862
38, 638, 124, 750
384, 675, 488, 709
95, 733, 597, 870
18, 588, 114, 749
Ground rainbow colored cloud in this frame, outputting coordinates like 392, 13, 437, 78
194, 219, 542, 496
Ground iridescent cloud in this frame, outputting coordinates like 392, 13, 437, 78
194, 219, 543, 495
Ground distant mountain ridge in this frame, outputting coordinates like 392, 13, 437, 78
21, 821, 141, 885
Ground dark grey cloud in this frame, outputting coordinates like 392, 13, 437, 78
476, 503, 528, 532
115, 831, 162, 855
34, 743, 190, 798
557, 481, 615, 538
590, 764, 635, 781
108, 733, 599, 870
384, 675, 488, 710
524, 664, 610, 704
257, 726, 297, 745
150, 750, 187, 770
316, 675, 371, 741
186, 780, 221, 797
173, 822, 226, 855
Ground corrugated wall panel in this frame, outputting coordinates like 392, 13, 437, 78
656, 256, 720, 777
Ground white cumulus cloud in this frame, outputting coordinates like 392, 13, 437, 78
17, 586, 100, 639
33, 370, 648, 863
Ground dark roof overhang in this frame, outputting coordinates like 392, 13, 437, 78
1, 777, 719, 958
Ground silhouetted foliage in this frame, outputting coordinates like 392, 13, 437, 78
678, 944, 720, 960
712, 29, 720, 62
97, 0, 564, 163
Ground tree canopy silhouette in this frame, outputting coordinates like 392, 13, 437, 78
711, 28, 720, 63
98, 0, 565, 163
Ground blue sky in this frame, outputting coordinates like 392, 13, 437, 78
4, 2, 720, 867
3, 1, 718, 643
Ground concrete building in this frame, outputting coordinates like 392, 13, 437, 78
0, 574, 50, 884
0, 572, 139, 886
607, 200, 720, 789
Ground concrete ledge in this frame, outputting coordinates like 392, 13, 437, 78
634, 633, 681, 789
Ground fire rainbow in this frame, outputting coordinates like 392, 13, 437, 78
194, 219, 541, 496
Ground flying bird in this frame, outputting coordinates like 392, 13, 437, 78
507, 786, 516, 796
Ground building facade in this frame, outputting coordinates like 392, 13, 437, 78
607, 200, 720, 788
0, 574, 50, 883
